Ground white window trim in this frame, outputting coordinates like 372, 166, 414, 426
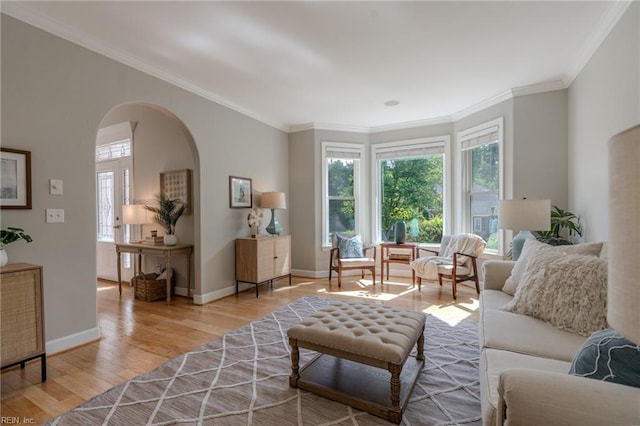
371, 136, 451, 244
321, 141, 365, 248
457, 117, 504, 254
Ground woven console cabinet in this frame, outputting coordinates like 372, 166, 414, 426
132, 273, 172, 302
1, 263, 46, 382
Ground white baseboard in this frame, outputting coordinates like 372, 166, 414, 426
291, 269, 325, 278
193, 281, 252, 305
292, 266, 413, 279
46, 327, 101, 355
174, 286, 190, 297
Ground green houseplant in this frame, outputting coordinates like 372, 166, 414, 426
535, 205, 583, 246
0, 227, 33, 266
144, 193, 185, 246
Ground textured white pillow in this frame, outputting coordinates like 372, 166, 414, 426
502, 251, 608, 336
502, 239, 604, 296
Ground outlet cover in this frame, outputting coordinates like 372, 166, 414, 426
46, 208, 65, 223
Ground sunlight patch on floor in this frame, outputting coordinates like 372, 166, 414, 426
324, 290, 400, 301
422, 298, 480, 326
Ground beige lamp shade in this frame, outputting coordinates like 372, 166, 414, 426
122, 204, 153, 225
608, 124, 640, 344
498, 199, 551, 231
261, 192, 287, 210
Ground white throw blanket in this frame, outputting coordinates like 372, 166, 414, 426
411, 234, 486, 281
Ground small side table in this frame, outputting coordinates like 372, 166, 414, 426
380, 242, 418, 285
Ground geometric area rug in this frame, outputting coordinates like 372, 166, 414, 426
46, 296, 481, 425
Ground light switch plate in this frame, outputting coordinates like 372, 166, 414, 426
46, 209, 64, 223
50, 179, 63, 195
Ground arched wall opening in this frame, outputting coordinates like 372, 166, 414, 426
96, 101, 200, 298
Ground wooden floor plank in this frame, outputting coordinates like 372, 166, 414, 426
1, 274, 480, 422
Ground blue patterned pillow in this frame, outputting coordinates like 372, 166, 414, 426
336, 234, 363, 258
569, 328, 640, 388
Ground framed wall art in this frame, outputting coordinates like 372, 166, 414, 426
229, 176, 252, 208
1, 148, 32, 209
160, 169, 192, 215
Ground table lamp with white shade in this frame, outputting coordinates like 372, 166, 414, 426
498, 199, 551, 260
261, 192, 286, 236
122, 204, 153, 243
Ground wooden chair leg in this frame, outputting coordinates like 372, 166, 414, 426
417, 277, 421, 291
474, 276, 480, 295
372, 267, 376, 287
452, 271, 457, 300
338, 269, 342, 288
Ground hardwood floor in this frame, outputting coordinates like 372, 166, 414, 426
0, 274, 479, 424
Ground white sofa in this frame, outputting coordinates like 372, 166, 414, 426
479, 258, 640, 425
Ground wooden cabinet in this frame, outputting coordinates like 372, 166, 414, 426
1, 263, 46, 382
235, 235, 291, 297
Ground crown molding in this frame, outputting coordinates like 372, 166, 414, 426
1, 4, 290, 132
450, 88, 514, 122
369, 115, 453, 133
510, 80, 567, 98
289, 115, 454, 134
288, 122, 370, 133
564, 1, 633, 87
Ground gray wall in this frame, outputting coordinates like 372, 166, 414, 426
513, 90, 568, 205
568, 3, 640, 242
1, 15, 288, 352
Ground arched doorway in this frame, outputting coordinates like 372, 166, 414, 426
95, 102, 199, 299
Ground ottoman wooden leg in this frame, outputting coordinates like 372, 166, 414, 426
289, 338, 300, 387
389, 363, 402, 424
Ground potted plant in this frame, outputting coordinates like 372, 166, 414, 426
0, 227, 33, 267
144, 193, 185, 246
535, 205, 583, 246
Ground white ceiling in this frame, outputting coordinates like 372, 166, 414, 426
2, 1, 629, 132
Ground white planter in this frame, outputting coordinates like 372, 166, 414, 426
163, 234, 177, 246
0, 249, 7, 267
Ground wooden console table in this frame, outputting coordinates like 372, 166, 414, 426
380, 242, 418, 285
115, 243, 193, 302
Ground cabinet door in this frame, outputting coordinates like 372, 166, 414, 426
274, 235, 291, 277
1, 266, 44, 367
256, 238, 275, 282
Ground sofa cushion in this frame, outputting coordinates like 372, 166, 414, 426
482, 309, 586, 361
480, 289, 513, 312
502, 251, 608, 337
569, 328, 640, 388
480, 348, 571, 426
502, 239, 604, 296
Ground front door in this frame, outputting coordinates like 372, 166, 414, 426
96, 158, 132, 281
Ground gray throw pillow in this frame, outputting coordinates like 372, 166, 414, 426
502, 251, 608, 336
336, 234, 363, 258
569, 328, 640, 388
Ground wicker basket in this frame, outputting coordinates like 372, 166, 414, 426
132, 272, 168, 302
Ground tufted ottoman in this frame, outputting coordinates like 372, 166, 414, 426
287, 300, 425, 424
